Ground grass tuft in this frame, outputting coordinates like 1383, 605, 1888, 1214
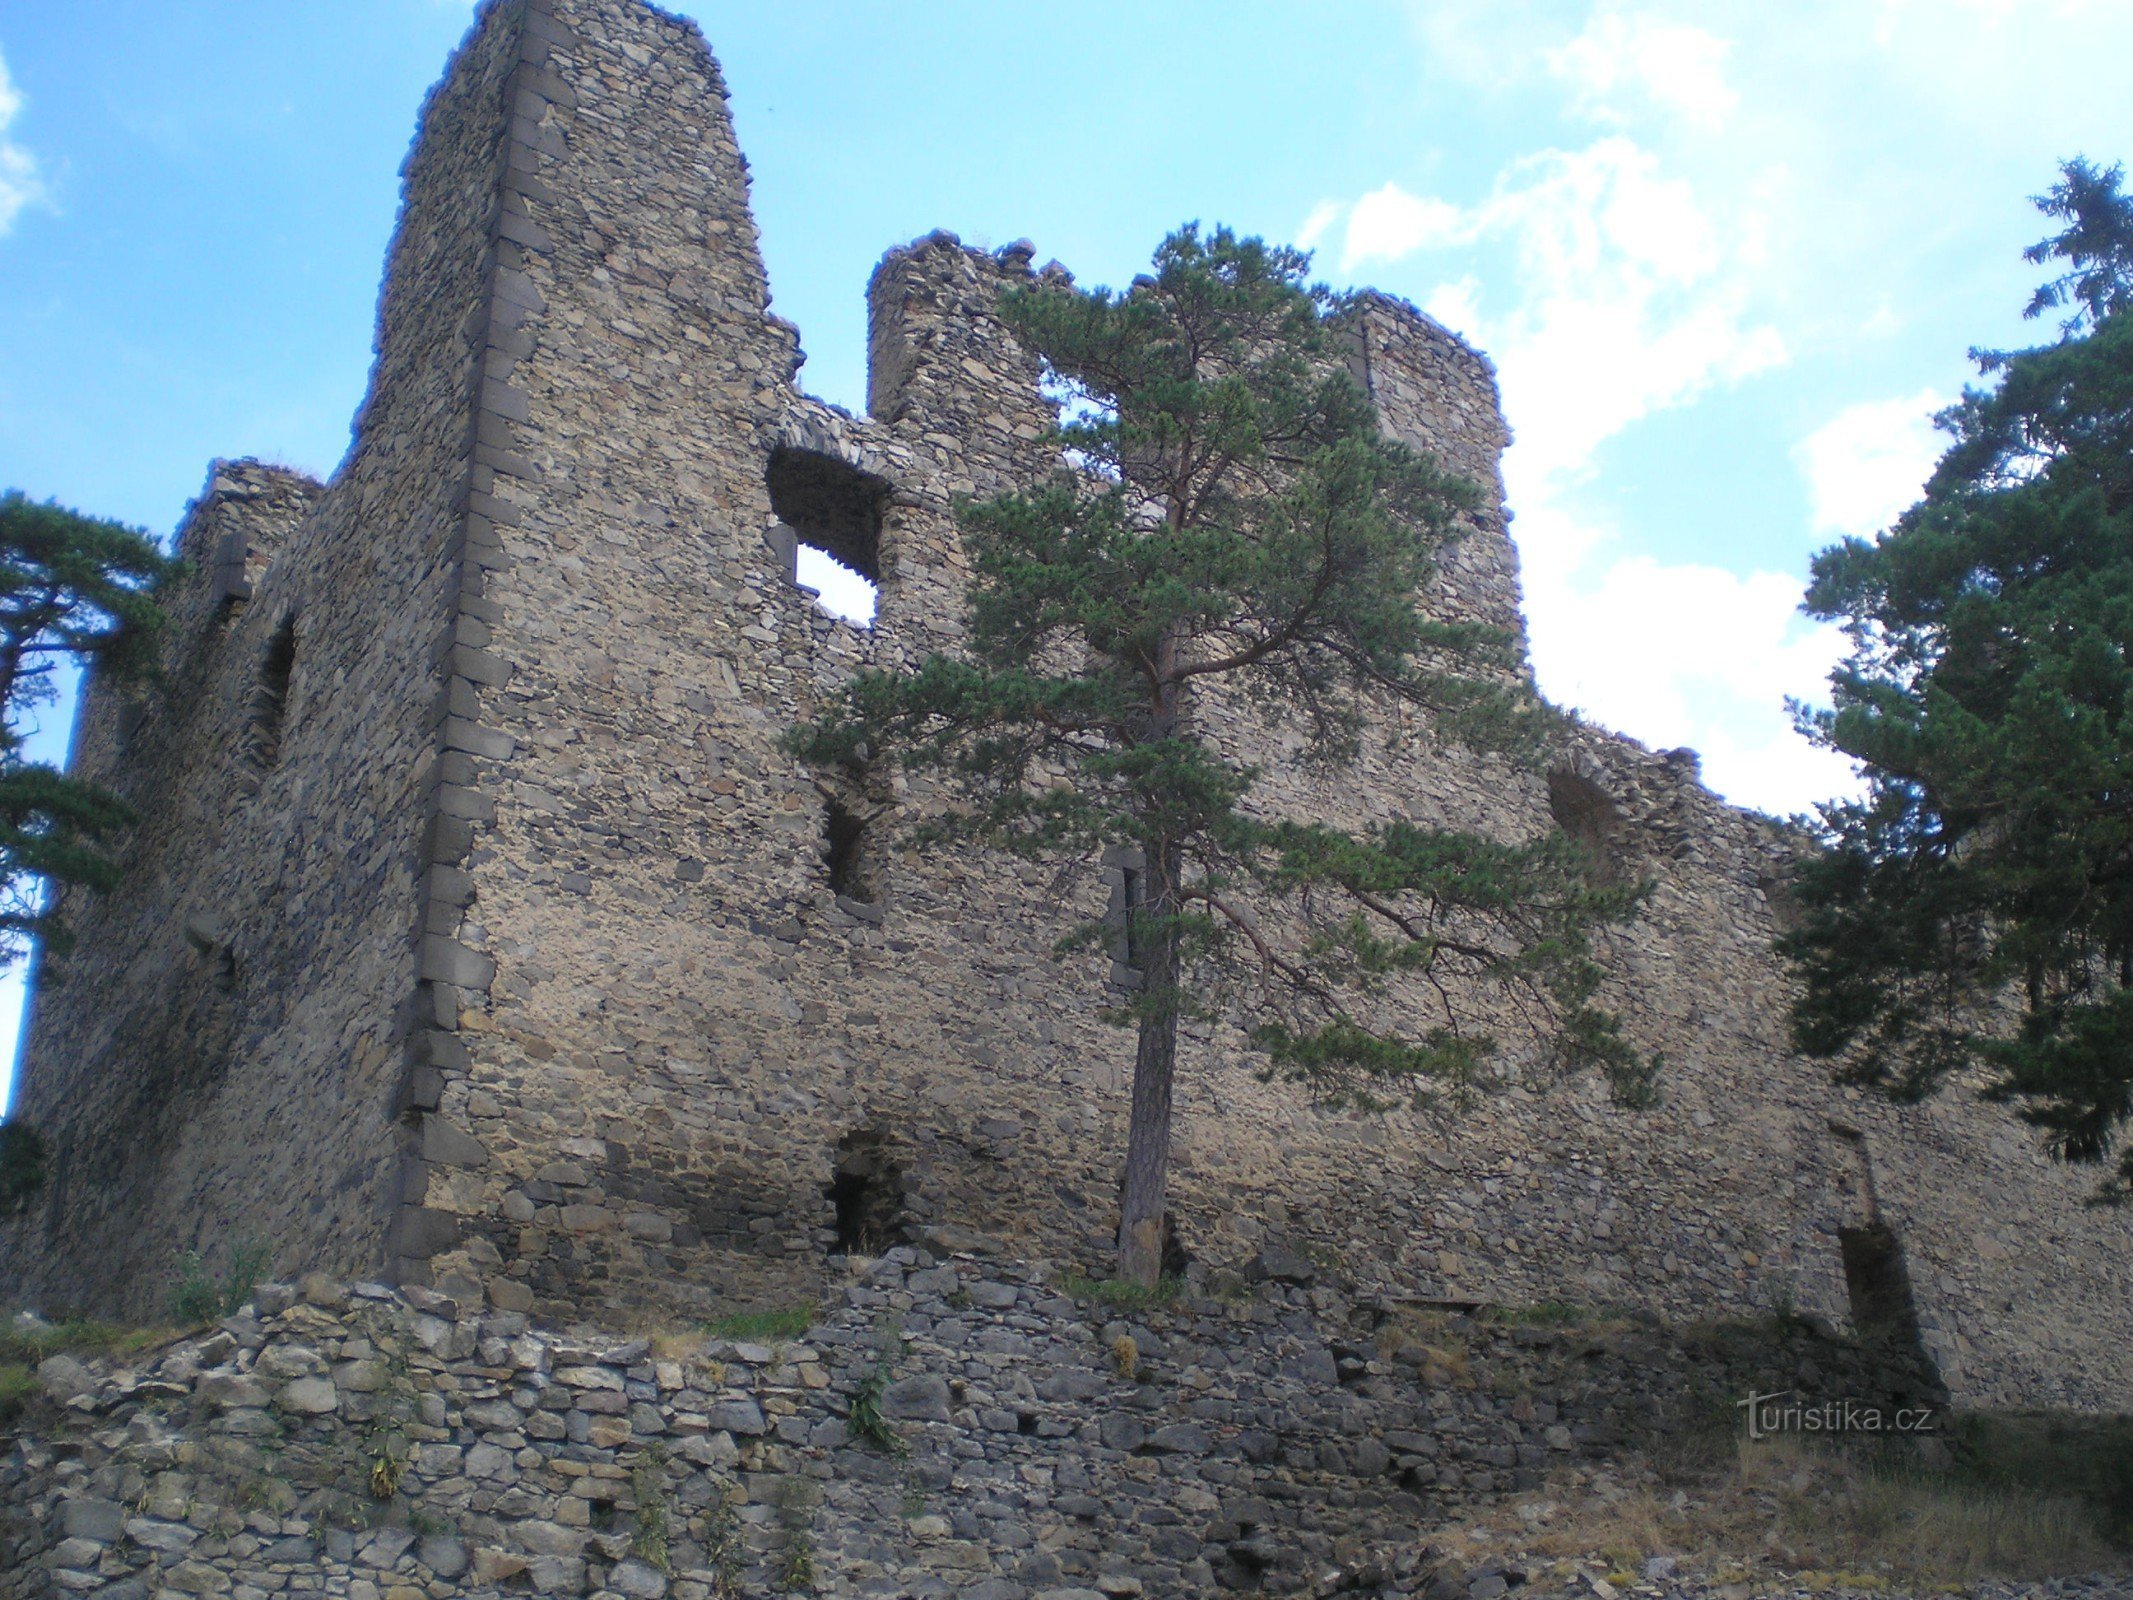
1056, 1272, 1181, 1313
701, 1306, 814, 1343
0, 1315, 176, 1429
1444, 1425, 2125, 1586
1480, 1299, 1607, 1328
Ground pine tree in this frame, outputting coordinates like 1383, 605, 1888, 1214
1787, 160, 2133, 1198
793, 226, 1646, 1285
0, 490, 175, 960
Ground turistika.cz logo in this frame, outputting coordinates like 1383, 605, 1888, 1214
1737, 1390, 1938, 1440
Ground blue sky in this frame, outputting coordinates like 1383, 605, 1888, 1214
1, 0, 2129, 1102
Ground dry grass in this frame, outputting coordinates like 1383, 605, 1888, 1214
1374, 1308, 1476, 1385
1445, 1433, 2120, 1590
0, 1315, 180, 1430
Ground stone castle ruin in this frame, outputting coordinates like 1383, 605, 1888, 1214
6, 0, 2130, 1416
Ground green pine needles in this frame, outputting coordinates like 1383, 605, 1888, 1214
791, 224, 1648, 1283
0, 490, 176, 963
1786, 160, 2133, 1200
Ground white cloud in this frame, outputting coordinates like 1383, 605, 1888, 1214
1550, 12, 1738, 131
0, 47, 44, 236
1484, 140, 1786, 485
1512, 493, 1855, 814
1297, 199, 1344, 252
1308, 134, 1819, 812
1350, 0, 2133, 815
1797, 388, 1944, 540
1340, 183, 1469, 270
1338, 139, 1784, 486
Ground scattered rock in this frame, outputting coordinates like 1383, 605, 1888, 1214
35, 1354, 94, 1402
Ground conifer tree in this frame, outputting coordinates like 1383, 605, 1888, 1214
794, 227, 1646, 1285
1786, 160, 2133, 1198
0, 490, 174, 961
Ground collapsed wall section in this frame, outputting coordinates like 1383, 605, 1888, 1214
2, 0, 532, 1312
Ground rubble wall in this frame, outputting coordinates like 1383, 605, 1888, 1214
0, 1261, 1945, 1600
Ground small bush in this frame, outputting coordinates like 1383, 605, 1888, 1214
1109, 1334, 1139, 1379
630, 1445, 672, 1571
0, 1122, 47, 1217
701, 1306, 813, 1342
848, 1317, 905, 1455
367, 1447, 406, 1500
774, 1475, 818, 1593
169, 1237, 274, 1325
0, 1363, 36, 1428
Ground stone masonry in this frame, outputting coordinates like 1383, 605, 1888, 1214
0, 1259, 1948, 1600
4, 0, 2131, 1420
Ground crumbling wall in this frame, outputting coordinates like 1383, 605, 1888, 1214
6, 0, 2130, 1416
2, 0, 532, 1313
0, 1261, 1945, 1600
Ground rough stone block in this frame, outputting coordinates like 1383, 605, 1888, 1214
420, 937, 495, 991
420, 1114, 489, 1168
883, 1374, 952, 1423
60, 1497, 126, 1543
448, 643, 513, 687
442, 718, 517, 760
387, 1207, 461, 1261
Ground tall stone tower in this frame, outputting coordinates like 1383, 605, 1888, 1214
8, 0, 2131, 1416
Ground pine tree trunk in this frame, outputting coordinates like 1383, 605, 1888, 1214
1117, 835, 1183, 1288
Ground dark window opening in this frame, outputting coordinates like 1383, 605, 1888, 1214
244, 615, 298, 771
824, 798, 882, 905
1121, 866, 1145, 971
767, 446, 889, 626
114, 699, 150, 759
825, 1131, 905, 1254
1546, 767, 1623, 881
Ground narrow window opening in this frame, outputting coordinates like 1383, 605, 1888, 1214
766, 446, 888, 626
1121, 865, 1145, 971
824, 1131, 905, 1254
823, 798, 881, 906
1546, 767, 1623, 882
1104, 847, 1146, 987
244, 615, 298, 771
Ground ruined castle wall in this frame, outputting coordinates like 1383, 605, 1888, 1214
1347, 295, 1527, 660
10, 0, 2130, 1414
379, 0, 1128, 1316
3, 4, 532, 1313
337, 0, 2133, 1416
